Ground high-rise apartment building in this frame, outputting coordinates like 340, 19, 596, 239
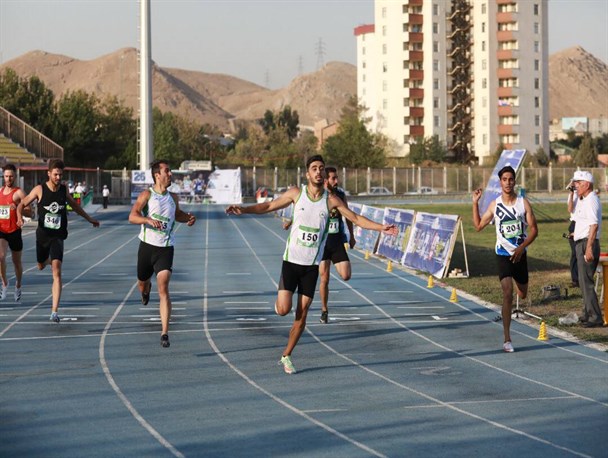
355, 0, 549, 164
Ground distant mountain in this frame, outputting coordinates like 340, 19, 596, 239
0, 48, 356, 131
548, 46, 607, 120
1, 46, 605, 132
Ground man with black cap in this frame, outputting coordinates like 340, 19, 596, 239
571, 170, 603, 327
472, 165, 538, 352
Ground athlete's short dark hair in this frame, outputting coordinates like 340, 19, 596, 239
498, 165, 516, 178
48, 159, 64, 171
3, 163, 16, 173
325, 166, 337, 175
306, 155, 324, 169
150, 159, 169, 184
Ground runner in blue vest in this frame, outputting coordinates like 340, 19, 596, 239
472, 165, 538, 353
226, 155, 397, 374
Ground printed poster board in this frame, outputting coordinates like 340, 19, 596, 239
478, 149, 526, 215
376, 207, 415, 263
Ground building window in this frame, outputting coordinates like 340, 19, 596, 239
534, 41, 539, 52
382, 25, 387, 36
382, 6, 387, 18
433, 79, 439, 90
383, 80, 388, 91
383, 44, 387, 54
433, 41, 439, 52
362, 61, 366, 69
434, 116, 440, 127
482, 78, 487, 89
534, 22, 539, 34
362, 88, 366, 96
433, 4, 438, 15
362, 47, 366, 55
404, 135, 410, 144
383, 99, 388, 109
362, 74, 366, 82
481, 22, 485, 33
534, 78, 540, 89
433, 22, 438, 34
483, 133, 487, 145
404, 98, 409, 106
534, 59, 539, 71
535, 115, 540, 126
482, 97, 487, 108
433, 98, 439, 109
534, 4, 539, 15
404, 117, 410, 125
482, 3, 486, 14
534, 97, 540, 108
482, 59, 487, 70
433, 59, 439, 71
383, 62, 388, 73
482, 41, 486, 51
535, 134, 540, 145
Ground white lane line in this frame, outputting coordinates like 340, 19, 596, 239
224, 301, 268, 304
390, 300, 424, 304
99, 282, 184, 458
250, 217, 601, 457
225, 272, 251, 275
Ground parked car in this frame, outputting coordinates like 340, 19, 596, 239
358, 186, 392, 196
405, 186, 439, 195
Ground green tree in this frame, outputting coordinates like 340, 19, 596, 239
98, 96, 137, 169
574, 134, 598, 167
322, 97, 386, 168
534, 146, 550, 166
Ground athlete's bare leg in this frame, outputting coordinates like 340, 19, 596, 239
51, 259, 62, 313
156, 270, 172, 335
282, 293, 313, 357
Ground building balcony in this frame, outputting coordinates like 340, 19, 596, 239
497, 87, 514, 97
410, 125, 425, 137
408, 50, 424, 61
498, 124, 515, 135
407, 0, 423, 6
497, 49, 517, 60
498, 105, 514, 116
497, 31, 515, 41
409, 107, 424, 118
407, 13, 423, 25
409, 32, 424, 43
409, 88, 424, 99
496, 12, 517, 23
497, 0, 516, 4
409, 69, 424, 80
497, 68, 516, 78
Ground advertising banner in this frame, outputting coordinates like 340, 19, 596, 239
376, 207, 415, 263
356, 205, 384, 253
131, 170, 154, 204
206, 168, 242, 204
478, 149, 526, 215
403, 212, 460, 278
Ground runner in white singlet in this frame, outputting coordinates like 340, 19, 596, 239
226, 155, 398, 374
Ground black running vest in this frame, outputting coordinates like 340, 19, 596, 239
37, 183, 68, 240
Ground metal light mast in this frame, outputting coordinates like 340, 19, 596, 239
139, 0, 153, 170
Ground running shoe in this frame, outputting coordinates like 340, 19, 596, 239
0, 282, 7, 301
320, 311, 328, 324
279, 355, 296, 374
160, 334, 170, 348
503, 341, 515, 353
50, 312, 60, 323
141, 284, 151, 306
14, 286, 21, 302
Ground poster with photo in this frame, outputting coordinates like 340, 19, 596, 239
376, 208, 415, 263
356, 205, 384, 253
478, 149, 526, 215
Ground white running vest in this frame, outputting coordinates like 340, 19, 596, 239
139, 188, 177, 247
493, 195, 527, 256
283, 185, 329, 266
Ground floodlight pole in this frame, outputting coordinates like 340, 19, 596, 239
139, 0, 153, 170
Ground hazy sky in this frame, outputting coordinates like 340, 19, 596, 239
1, 0, 606, 89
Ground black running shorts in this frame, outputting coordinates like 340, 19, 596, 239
496, 252, 528, 284
0, 229, 23, 252
321, 237, 350, 264
36, 237, 64, 264
137, 241, 174, 281
278, 260, 319, 298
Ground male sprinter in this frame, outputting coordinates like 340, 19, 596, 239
17, 159, 100, 322
226, 155, 397, 374
129, 159, 196, 348
472, 165, 538, 352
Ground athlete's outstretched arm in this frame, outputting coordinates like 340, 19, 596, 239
329, 195, 397, 236
226, 187, 298, 216
16, 185, 42, 228
66, 193, 100, 227
472, 188, 494, 232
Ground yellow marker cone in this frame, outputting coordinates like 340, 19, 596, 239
449, 288, 458, 302
537, 321, 549, 341
387, 260, 393, 273
427, 275, 434, 288
365, 250, 370, 260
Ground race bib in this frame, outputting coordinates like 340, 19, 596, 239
501, 219, 522, 238
328, 217, 339, 234
44, 213, 62, 230
150, 213, 169, 233
0, 205, 10, 220
296, 225, 320, 248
